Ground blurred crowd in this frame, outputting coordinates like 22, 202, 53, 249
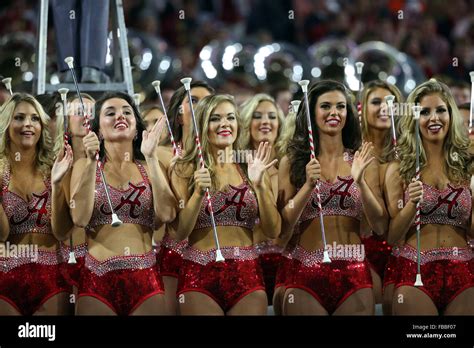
0, 0, 473, 104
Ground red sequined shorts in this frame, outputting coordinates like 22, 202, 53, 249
361, 234, 392, 279
255, 241, 283, 303
60, 242, 88, 288
156, 233, 187, 278
0, 249, 70, 315
77, 251, 164, 316
393, 244, 474, 311
177, 246, 266, 312
382, 246, 401, 291
286, 245, 373, 314
274, 250, 293, 289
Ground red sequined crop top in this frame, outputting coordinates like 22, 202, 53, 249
193, 165, 259, 231
86, 160, 155, 230
1, 164, 52, 235
404, 182, 471, 229
298, 151, 362, 223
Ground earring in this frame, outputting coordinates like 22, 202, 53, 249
134, 132, 138, 140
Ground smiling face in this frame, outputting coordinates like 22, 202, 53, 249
99, 98, 137, 142
314, 90, 347, 135
250, 100, 279, 147
69, 97, 94, 137
8, 101, 43, 151
207, 101, 238, 149
418, 93, 450, 143
366, 87, 392, 131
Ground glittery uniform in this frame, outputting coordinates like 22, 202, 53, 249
286, 152, 373, 314
393, 182, 473, 310
156, 230, 188, 277
361, 233, 392, 279
255, 239, 284, 304
177, 165, 265, 312
77, 160, 164, 315
0, 165, 70, 315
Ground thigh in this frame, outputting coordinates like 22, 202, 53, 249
131, 293, 166, 316
227, 290, 267, 316
283, 288, 328, 316
392, 286, 438, 315
162, 276, 178, 315
76, 295, 116, 316
444, 287, 474, 315
178, 291, 224, 316
0, 299, 21, 316
370, 268, 382, 304
272, 286, 285, 316
34, 292, 71, 316
333, 288, 374, 316
382, 283, 394, 315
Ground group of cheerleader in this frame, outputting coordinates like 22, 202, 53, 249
0, 75, 473, 316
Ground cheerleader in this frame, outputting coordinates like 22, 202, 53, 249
386, 79, 474, 315
280, 80, 388, 315
155, 81, 214, 314
54, 93, 94, 298
171, 94, 280, 315
70, 91, 176, 315
359, 80, 403, 313
0, 93, 72, 315
239, 94, 285, 308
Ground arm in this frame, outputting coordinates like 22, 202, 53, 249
145, 157, 177, 224
384, 161, 421, 245
69, 132, 99, 228
170, 166, 209, 241
142, 118, 177, 224
254, 171, 281, 239
277, 155, 316, 241
352, 143, 389, 235
51, 145, 74, 241
0, 201, 9, 242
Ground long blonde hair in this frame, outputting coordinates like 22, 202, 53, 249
239, 94, 285, 159
0, 93, 54, 176
275, 104, 297, 158
175, 94, 246, 193
361, 80, 404, 164
398, 79, 471, 184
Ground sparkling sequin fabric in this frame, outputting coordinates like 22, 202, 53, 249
177, 246, 265, 311
255, 240, 284, 303
298, 152, 362, 225
194, 166, 258, 231
383, 246, 401, 290
274, 250, 294, 288
1, 165, 52, 235
0, 249, 70, 315
60, 242, 88, 287
286, 246, 373, 314
393, 244, 474, 311
361, 233, 392, 279
78, 251, 164, 316
404, 183, 471, 229
87, 160, 154, 230
156, 231, 187, 277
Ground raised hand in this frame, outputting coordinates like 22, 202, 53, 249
351, 142, 375, 184
52, 144, 73, 185
248, 142, 278, 188
141, 117, 166, 158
